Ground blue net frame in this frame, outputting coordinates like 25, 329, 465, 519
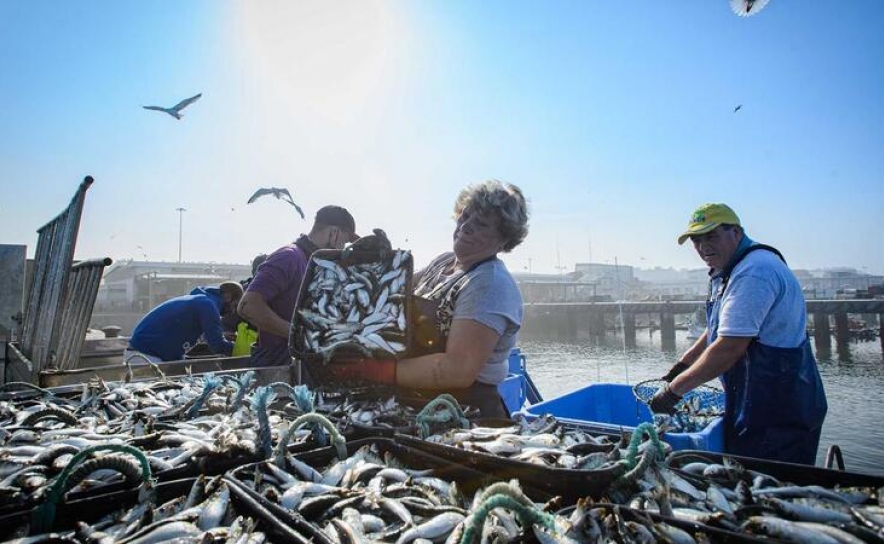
632, 379, 725, 417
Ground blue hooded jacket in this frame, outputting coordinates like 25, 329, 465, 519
129, 286, 233, 361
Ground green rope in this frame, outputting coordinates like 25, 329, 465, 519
185, 372, 221, 418
228, 370, 256, 412
273, 413, 346, 466
31, 444, 154, 534
248, 386, 276, 460
460, 494, 555, 544
474, 480, 534, 509
614, 442, 658, 488
621, 422, 666, 470
415, 395, 470, 438
434, 393, 468, 418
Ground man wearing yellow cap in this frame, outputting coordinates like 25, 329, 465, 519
650, 203, 827, 465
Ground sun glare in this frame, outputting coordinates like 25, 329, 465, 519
237, 0, 404, 124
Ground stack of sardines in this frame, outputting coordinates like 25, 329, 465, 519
227, 437, 763, 544
396, 414, 652, 502
290, 248, 412, 364
0, 473, 310, 543
659, 450, 884, 543
303, 391, 480, 439
0, 376, 333, 514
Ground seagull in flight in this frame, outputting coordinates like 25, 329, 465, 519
729, 0, 771, 17
734, 104, 742, 113
143, 93, 202, 120
247, 187, 305, 219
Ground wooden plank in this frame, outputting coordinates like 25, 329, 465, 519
37, 355, 293, 388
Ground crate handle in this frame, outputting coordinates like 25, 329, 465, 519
461, 493, 555, 544
32, 444, 154, 534
273, 413, 346, 466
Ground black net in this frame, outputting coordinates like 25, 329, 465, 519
632, 379, 725, 417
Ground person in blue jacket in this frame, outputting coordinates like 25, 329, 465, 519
125, 281, 244, 362
650, 203, 827, 465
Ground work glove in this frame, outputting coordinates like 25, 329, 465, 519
662, 360, 689, 382
325, 358, 397, 385
649, 384, 682, 415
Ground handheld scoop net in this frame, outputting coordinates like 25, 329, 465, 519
632, 379, 726, 417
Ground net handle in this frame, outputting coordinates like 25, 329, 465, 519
632, 379, 726, 417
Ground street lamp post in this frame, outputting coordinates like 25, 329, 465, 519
176, 207, 186, 263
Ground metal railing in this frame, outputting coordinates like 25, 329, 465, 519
18, 176, 99, 380
54, 257, 113, 370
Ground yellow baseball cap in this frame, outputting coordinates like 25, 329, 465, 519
677, 203, 740, 245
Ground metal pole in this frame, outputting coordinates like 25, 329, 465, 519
176, 207, 186, 263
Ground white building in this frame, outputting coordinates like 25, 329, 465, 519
97, 260, 250, 311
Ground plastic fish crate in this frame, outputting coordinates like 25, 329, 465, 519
289, 248, 414, 368
666, 450, 884, 488
516, 383, 725, 453
395, 430, 628, 503
226, 437, 547, 504
0, 477, 311, 544
555, 503, 772, 544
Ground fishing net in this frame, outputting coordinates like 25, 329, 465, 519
632, 379, 726, 418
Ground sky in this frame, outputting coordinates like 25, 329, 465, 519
1, 1, 883, 276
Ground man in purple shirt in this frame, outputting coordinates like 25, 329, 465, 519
238, 205, 358, 368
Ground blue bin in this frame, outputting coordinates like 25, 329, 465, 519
507, 348, 524, 374
497, 373, 526, 415
517, 383, 724, 452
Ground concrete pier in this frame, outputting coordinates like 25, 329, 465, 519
813, 312, 832, 352
521, 300, 884, 353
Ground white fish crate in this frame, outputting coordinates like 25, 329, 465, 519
289, 248, 414, 366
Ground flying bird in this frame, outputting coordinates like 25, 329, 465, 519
143, 93, 202, 120
247, 187, 305, 219
729, 0, 771, 17
734, 104, 742, 113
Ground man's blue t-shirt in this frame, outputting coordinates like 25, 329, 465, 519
716, 249, 808, 348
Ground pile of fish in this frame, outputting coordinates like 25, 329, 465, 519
308, 392, 479, 436
4, 475, 277, 543
293, 250, 411, 362
4, 374, 884, 543
0, 375, 325, 512
424, 414, 644, 471
654, 454, 884, 543
227, 441, 744, 544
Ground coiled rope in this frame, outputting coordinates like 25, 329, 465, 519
415, 394, 470, 438
32, 444, 153, 534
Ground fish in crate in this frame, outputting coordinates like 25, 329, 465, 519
290, 240, 413, 390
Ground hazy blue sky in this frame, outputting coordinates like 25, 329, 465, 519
2, 1, 882, 275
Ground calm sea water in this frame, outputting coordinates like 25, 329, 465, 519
519, 330, 884, 476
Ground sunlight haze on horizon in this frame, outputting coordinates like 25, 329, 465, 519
1, 1, 882, 275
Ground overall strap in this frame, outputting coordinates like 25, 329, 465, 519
417, 255, 495, 301
707, 244, 786, 302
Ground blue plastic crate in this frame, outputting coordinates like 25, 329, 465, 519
497, 373, 528, 415
517, 383, 724, 452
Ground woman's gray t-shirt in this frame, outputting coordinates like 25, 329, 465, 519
416, 252, 523, 384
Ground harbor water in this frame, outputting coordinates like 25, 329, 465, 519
521, 330, 884, 476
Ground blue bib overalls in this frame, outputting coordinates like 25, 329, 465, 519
707, 245, 827, 465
